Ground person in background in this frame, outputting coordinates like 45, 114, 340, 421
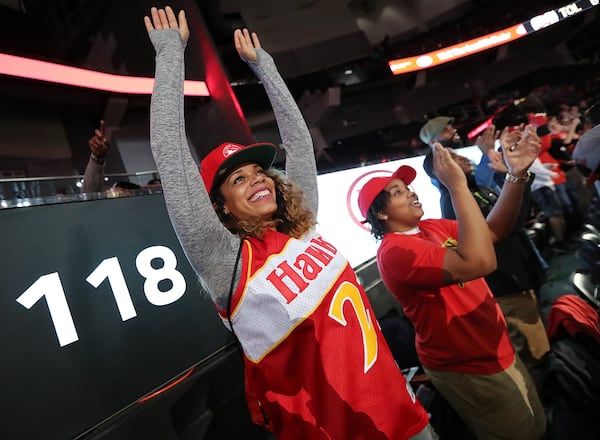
528, 156, 576, 250
418, 116, 506, 213
107, 180, 142, 198
537, 122, 578, 230
146, 177, 162, 187
573, 101, 600, 187
144, 6, 434, 439
420, 129, 550, 387
82, 120, 109, 193
358, 127, 546, 439
528, 114, 582, 249
81, 120, 147, 196
545, 115, 592, 220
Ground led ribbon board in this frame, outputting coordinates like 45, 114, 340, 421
388, 0, 600, 75
0, 53, 209, 96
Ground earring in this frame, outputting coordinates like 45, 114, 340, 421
224, 207, 230, 215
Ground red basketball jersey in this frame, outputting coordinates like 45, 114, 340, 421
217, 230, 429, 439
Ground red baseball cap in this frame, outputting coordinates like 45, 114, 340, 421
200, 142, 277, 192
528, 112, 548, 128
357, 165, 417, 219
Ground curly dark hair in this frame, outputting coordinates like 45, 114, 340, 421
209, 168, 316, 239
364, 189, 391, 240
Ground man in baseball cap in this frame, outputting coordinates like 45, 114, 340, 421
419, 116, 457, 146
420, 115, 506, 195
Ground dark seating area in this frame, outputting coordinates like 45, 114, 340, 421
535, 187, 600, 316
569, 197, 600, 310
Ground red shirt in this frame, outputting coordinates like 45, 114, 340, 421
377, 219, 515, 374
218, 230, 429, 439
540, 134, 567, 185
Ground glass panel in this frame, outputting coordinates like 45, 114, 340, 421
0, 171, 162, 209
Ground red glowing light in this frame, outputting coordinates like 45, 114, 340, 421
0, 53, 209, 96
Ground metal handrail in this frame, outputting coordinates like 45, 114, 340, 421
0, 170, 159, 183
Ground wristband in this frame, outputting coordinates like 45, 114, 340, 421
504, 171, 531, 184
90, 153, 106, 166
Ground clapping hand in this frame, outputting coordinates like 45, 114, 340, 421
475, 125, 500, 155
500, 125, 541, 176
432, 142, 467, 190
486, 149, 508, 173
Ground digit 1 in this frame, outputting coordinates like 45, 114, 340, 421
86, 257, 137, 321
16, 273, 79, 347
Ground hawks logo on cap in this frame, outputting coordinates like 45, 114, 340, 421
222, 143, 242, 158
201, 141, 277, 192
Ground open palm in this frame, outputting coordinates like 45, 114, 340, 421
144, 6, 189, 44
234, 28, 261, 62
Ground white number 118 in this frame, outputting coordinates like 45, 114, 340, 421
16, 246, 186, 347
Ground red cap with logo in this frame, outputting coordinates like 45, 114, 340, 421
200, 142, 277, 192
357, 165, 417, 219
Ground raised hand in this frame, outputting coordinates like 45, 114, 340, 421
234, 28, 261, 63
487, 149, 508, 173
432, 142, 467, 190
475, 125, 500, 155
89, 120, 109, 158
500, 125, 541, 176
144, 6, 189, 44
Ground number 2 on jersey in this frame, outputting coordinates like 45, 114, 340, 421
328, 281, 378, 373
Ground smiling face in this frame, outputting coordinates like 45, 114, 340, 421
435, 123, 463, 149
380, 178, 423, 232
219, 163, 277, 223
